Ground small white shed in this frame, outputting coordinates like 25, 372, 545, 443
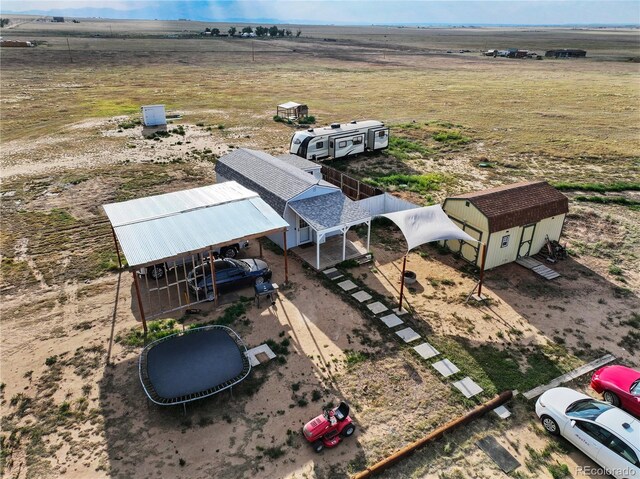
442, 181, 569, 270
141, 105, 166, 127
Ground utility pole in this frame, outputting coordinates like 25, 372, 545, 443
66, 37, 73, 63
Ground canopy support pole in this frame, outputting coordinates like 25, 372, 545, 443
398, 254, 407, 311
283, 230, 289, 283
477, 243, 487, 298
316, 237, 321, 270
111, 227, 122, 269
366, 220, 371, 252
132, 271, 147, 334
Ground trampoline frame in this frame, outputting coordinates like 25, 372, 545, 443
138, 325, 252, 406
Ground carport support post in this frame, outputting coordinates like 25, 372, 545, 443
209, 249, 219, 307
283, 230, 289, 283
132, 271, 147, 334
111, 227, 122, 269
398, 254, 407, 311
342, 228, 347, 261
477, 243, 487, 298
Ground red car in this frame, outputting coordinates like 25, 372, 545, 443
591, 365, 640, 417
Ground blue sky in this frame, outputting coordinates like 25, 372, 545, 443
2, 1, 639, 25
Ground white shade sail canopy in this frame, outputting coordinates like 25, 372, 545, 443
380, 205, 479, 252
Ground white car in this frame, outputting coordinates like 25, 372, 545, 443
536, 387, 640, 479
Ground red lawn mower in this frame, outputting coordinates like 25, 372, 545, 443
302, 402, 356, 453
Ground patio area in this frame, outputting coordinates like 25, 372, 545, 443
291, 234, 369, 270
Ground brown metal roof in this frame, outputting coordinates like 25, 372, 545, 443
449, 181, 568, 233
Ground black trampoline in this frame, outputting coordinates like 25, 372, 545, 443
139, 325, 251, 406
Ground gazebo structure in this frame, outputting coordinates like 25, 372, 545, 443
276, 101, 308, 120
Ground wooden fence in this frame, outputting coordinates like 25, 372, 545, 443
321, 165, 383, 200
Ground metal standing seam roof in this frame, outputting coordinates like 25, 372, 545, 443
215, 148, 337, 215
448, 181, 569, 233
288, 192, 371, 232
102, 182, 289, 268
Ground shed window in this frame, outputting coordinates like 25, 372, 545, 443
338, 141, 347, 148
316, 141, 324, 149
501, 235, 510, 248
465, 201, 470, 207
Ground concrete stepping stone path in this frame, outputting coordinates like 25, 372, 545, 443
366, 301, 388, 314
351, 290, 372, 303
323, 267, 344, 280
337, 280, 357, 291
452, 377, 484, 398
432, 359, 460, 378
380, 313, 403, 328
413, 342, 440, 360
395, 327, 421, 343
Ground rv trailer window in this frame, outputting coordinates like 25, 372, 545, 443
316, 142, 324, 149
338, 141, 347, 148
353, 136, 363, 145
378, 130, 386, 137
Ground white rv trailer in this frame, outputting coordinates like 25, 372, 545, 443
289, 120, 389, 160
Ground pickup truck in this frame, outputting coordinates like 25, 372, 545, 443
138, 240, 249, 280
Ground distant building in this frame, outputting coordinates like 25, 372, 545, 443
52, 16, 65, 22
545, 49, 587, 59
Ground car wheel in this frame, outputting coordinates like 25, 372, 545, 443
341, 425, 355, 437
222, 247, 237, 259
312, 440, 324, 453
541, 415, 560, 436
603, 391, 620, 406
149, 265, 165, 280
255, 276, 265, 286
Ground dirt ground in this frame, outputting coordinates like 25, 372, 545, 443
1, 17, 639, 479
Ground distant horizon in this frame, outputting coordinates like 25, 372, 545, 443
2, 13, 638, 29
2, 1, 639, 27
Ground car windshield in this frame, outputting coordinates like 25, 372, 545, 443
631, 379, 640, 396
566, 398, 614, 420
229, 259, 250, 272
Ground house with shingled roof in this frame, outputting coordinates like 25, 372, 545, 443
441, 181, 569, 269
215, 148, 371, 269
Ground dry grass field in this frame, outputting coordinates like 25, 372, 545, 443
1, 16, 639, 479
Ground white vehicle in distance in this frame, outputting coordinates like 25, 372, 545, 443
536, 387, 640, 479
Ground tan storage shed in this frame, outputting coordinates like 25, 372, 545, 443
441, 181, 569, 270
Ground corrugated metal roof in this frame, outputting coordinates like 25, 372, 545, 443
103, 182, 257, 227
278, 101, 302, 109
103, 182, 288, 267
288, 192, 371, 232
448, 181, 568, 233
215, 148, 336, 214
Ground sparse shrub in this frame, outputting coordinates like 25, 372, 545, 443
273, 115, 284, 123
298, 115, 316, 125
433, 130, 471, 144
344, 350, 368, 366
45, 356, 57, 366
311, 390, 322, 402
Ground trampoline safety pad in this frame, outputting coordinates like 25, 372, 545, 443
139, 326, 251, 405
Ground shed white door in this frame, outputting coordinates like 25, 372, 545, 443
298, 216, 311, 244
518, 224, 536, 258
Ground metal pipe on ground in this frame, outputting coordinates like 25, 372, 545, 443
352, 390, 513, 479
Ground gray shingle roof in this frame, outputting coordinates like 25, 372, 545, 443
215, 149, 335, 215
288, 192, 371, 231
276, 154, 321, 171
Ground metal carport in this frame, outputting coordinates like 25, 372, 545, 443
103, 182, 289, 332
